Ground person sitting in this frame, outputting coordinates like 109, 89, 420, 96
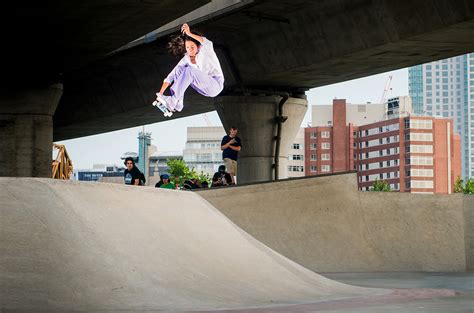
212, 165, 233, 187
183, 178, 201, 190
159, 174, 175, 189
155, 174, 165, 188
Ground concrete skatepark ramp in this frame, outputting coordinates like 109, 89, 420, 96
199, 173, 474, 273
1, 178, 390, 312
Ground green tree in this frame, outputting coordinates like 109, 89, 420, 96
165, 159, 212, 188
454, 176, 464, 193
453, 176, 474, 194
371, 179, 392, 192
464, 178, 474, 194
166, 159, 192, 186
196, 171, 211, 188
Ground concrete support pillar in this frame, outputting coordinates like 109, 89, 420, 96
215, 95, 307, 184
0, 84, 63, 177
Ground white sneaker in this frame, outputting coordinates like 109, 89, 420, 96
152, 99, 173, 117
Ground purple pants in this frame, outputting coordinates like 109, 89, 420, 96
169, 64, 224, 111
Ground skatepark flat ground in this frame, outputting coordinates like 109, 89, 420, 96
1, 177, 472, 312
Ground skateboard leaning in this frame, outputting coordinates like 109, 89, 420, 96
152, 99, 173, 117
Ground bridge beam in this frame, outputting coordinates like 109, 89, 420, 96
0, 84, 63, 177
215, 95, 307, 184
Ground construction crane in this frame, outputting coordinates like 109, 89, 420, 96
52, 144, 74, 180
380, 74, 393, 104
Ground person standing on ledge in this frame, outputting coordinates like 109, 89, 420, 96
221, 126, 241, 184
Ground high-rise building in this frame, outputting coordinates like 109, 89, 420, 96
305, 99, 461, 194
409, 53, 474, 179
287, 128, 305, 177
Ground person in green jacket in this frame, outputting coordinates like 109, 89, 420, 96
159, 174, 175, 189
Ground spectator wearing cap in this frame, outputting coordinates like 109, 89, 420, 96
159, 174, 175, 189
155, 174, 165, 188
212, 165, 233, 187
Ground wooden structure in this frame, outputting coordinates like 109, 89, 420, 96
52, 144, 74, 180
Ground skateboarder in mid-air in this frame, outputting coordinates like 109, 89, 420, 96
152, 23, 225, 117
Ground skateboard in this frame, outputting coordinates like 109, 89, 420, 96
152, 98, 173, 117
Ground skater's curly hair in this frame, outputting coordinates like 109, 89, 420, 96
167, 32, 203, 58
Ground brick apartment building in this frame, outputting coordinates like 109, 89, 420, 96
305, 99, 461, 194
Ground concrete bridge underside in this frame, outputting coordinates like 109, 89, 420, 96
53, 0, 474, 140
2, 1, 474, 181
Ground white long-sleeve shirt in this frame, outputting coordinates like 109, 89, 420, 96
164, 37, 224, 84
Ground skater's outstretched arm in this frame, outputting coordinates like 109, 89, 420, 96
181, 23, 203, 44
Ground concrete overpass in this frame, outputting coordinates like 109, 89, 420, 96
2, 0, 474, 183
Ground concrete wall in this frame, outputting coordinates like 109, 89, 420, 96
198, 173, 472, 272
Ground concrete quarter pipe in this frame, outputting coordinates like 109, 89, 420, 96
0, 178, 455, 312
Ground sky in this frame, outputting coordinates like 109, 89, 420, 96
58, 68, 408, 170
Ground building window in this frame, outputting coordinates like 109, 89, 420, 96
290, 154, 304, 160
288, 165, 304, 172
410, 145, 433, 154
321, 165, 331, 172
293, 143, 301, 149
310, 143, 317, 150
322, 142, 330, 149
410, 133, 433, 141
410, 156, 434, 166
310, 132, 317, 139
321, 154, 331, 161
310, 154, 317, 161
410, 119, 433, 130
310, 165, 317, 172
411, 169, 434, 177
321, 131, 330, 138
404, 119, 410, 129
411, 180, 434, 189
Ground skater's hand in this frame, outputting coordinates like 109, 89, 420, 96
230, 138, 236, 144
181, 23, 191, 36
